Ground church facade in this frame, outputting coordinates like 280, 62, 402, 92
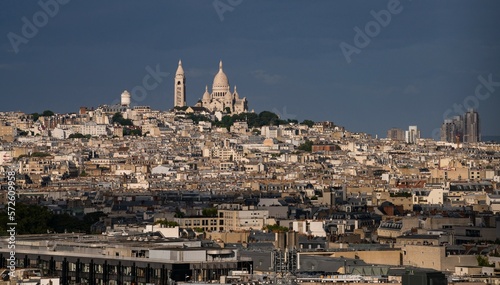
174, 60, 248, 114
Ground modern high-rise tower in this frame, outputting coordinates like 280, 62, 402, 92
387, 128, 405, 141
463, 109, 480, 143
440, 116, 463, 143
405, 125, 420, 144
174, 60, 186, 108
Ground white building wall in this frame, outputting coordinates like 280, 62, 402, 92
236, 210, 268, 230
80, 122, 107, 136
427, 189, 444, 205
292, 220, 326, 237
0, 151, 13, 165
144, 225, 180, 238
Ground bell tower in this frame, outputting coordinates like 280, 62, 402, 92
174, 60, 186, 107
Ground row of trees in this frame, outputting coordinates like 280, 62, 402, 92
265, 224, 289, 232
28, 109, 315, 128
18, 152, 52, 158
31, 110, 55, 121
68, 133, 92, 139
187, 110, 315, 131
0, 204, 106, 235
213, 111, 296, 130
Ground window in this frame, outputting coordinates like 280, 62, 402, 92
465, 229, 480, 237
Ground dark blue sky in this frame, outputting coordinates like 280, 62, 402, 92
1, 0, 499, 137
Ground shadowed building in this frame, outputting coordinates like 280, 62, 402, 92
463, 109, 480, 143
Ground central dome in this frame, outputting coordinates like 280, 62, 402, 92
212, 60, 229, 88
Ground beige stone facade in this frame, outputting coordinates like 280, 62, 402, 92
0, 124, 16, 142
201, 61, 248, 114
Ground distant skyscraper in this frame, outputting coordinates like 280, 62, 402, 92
174, 60, 186, 108
387, 128, 405, 141
440, 116, 463, 143
405, 125, 420, 144
463, 109, 480, 143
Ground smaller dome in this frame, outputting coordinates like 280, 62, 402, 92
202, 85, 210, 101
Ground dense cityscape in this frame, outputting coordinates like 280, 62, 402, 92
0, 59, 499, 285
2, 1, 500, 285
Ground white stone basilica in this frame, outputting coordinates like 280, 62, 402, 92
174, 60, 248, 114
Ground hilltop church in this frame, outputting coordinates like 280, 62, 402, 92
173, 60, 248, 114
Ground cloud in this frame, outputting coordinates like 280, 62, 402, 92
403, 85, 419, 95
251, 70, 284, 85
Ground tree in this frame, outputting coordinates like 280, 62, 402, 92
258, 111, 280, 126
18, 152, 51, 158
112, 112, 133, 126
173, 106, 189, 111
187, 114, 211, 124
251, 128, 261, 135
0, 204, 109, 235
477, 255, 494, 267
298, 140, 313, 152
0, 204, 53, 235
241, 112, 259, 128
301, 119, 315, 128
112, 112, 124, 124
41, 110, 55, 117
123, 128, 142, 136
220, 115, 234, 129
49, 213, 84, 233
31, 113, 40, 121
189, 111, 289, 129
174, 208, 185, 218
265, 224, 289, 232
17, 129, 28, 136
202, 207, 218, 217
82, 211, 107, 231
68, 133, 86, 139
